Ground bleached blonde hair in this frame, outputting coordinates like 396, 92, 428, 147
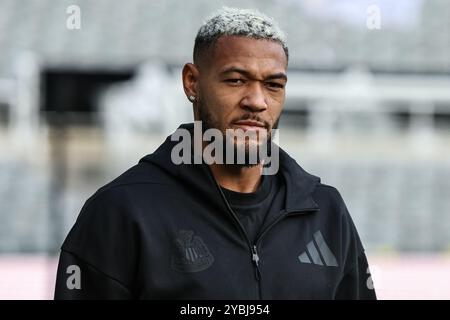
194, 7, 288, 63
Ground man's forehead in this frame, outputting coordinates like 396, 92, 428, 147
209, 36, 287, 72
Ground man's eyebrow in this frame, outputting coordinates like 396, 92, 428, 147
265, 73, 288, 81
220, 67, 287, 81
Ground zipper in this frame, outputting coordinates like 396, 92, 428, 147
215, 183, 253, 247
213, 178, 262, 298
208, 166, 319, 298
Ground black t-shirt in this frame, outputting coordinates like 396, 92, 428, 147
220, 174, 286, 244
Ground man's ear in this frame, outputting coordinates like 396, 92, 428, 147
182, 63, 200, 101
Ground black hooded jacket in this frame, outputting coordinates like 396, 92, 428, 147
54, 123, 376, 300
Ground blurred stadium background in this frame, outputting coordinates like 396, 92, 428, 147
1, 0, 450, 299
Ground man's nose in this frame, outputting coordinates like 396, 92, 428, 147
240, 82, 268, 112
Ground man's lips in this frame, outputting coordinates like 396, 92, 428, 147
233, 120, 267, 131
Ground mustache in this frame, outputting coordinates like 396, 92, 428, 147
230, 115, 271, 129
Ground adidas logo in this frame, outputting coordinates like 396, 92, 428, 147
298, 231, 338, 267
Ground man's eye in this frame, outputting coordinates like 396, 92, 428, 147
225, 79, 244, 85
266, 82, 284, 90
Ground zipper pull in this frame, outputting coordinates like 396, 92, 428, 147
252, 245, 260, 266
251, 245, 261, 281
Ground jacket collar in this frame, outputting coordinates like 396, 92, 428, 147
277, 147, 320, 212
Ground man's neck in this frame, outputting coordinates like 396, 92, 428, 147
209, 163, 263, 193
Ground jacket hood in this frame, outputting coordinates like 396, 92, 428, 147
139, 123, 321, 213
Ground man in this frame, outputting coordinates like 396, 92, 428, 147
55, 7, 376, 300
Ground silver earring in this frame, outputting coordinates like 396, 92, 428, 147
188, 95, 196, 102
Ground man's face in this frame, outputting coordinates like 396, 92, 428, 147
193, 36, 287, 154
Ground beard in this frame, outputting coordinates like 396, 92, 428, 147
196, 97, 279, 167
